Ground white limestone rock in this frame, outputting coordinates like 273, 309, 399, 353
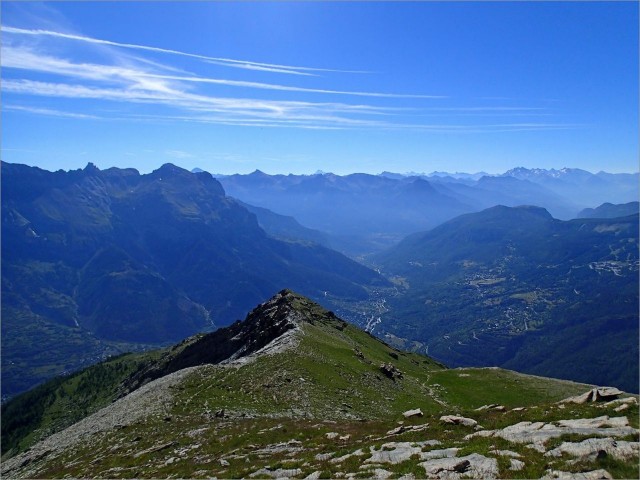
420, 453, 499, 479
465, 416, 637, 447
366, 441, 441, 465
544, 437, 639, 461
541, 469, 613, 479
403, 408, 424, 418
560, 387, 624, 404
249, 467, 303, 478
440, 415, 478, 428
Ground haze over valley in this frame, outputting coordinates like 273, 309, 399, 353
3, 161, 638, 399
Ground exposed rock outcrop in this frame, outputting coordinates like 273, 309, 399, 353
560, 387, 624, 404
440, 415, 479, 428
465, 415, 638, 451
541, 469, 613, 480
122, 290, 331, 393
366, 441, 442, 464
420, 453, 499, 479
544, 437, 639, 461
380, 363, 403, 380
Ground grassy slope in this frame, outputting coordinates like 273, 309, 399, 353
27, 353, 637, 479
1, 350, 162, 457
172, 318, 590, 422
35, 401, 639, 479
5, 293, 624, 478
2, 301, 590, 460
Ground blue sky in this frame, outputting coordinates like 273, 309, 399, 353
1, 2, 638, 175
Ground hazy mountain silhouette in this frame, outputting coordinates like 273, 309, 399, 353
1, 162, 387, 397
374, 205, 639, 392
217, 168, 637, 256
577, 201, 639, 219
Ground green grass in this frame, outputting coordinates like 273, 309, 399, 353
170, 318, 449, 422
5, 293, 637, 478
29, 402, 638, 479
1, 350, 162, 457
429, 367, 592, 410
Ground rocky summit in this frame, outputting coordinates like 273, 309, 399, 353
2, 291, 638, 479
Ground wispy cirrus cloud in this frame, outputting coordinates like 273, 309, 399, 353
142, 73, 444, 99
1, 45, 442, 100
3, 79, 576, 133
1, 25, 575, 134
1, 79, 399, 130
2, 26, 370, 76
1, 79, 394, 116
4, 104, 101, 119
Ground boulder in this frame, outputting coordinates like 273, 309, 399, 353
605, 397, 637, 407
440, 415, 478, 428
380, 363, 403, 380
420, 448, 459, 460
556, 416, 629, 429
370, 468, 393, 479
403, 408, 423, 418
329, 448, 367, 464
465, 415, 637, 447
560, 387, 624, 404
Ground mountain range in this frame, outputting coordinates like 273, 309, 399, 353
502, 168, 639, 208
216, 168, 638, 256
4, 291, 637, 479
373, 205, 639, 392
3, 162, 638, 399
1, 162, 386, 398
577, 201, 639, 219
218, 171, 470, 256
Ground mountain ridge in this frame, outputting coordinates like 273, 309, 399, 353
577, 201, 639, 219
373, 205, 639, 391
3, 290, 637, 480
215, 168, 637, 256
1, 161, 387, 398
